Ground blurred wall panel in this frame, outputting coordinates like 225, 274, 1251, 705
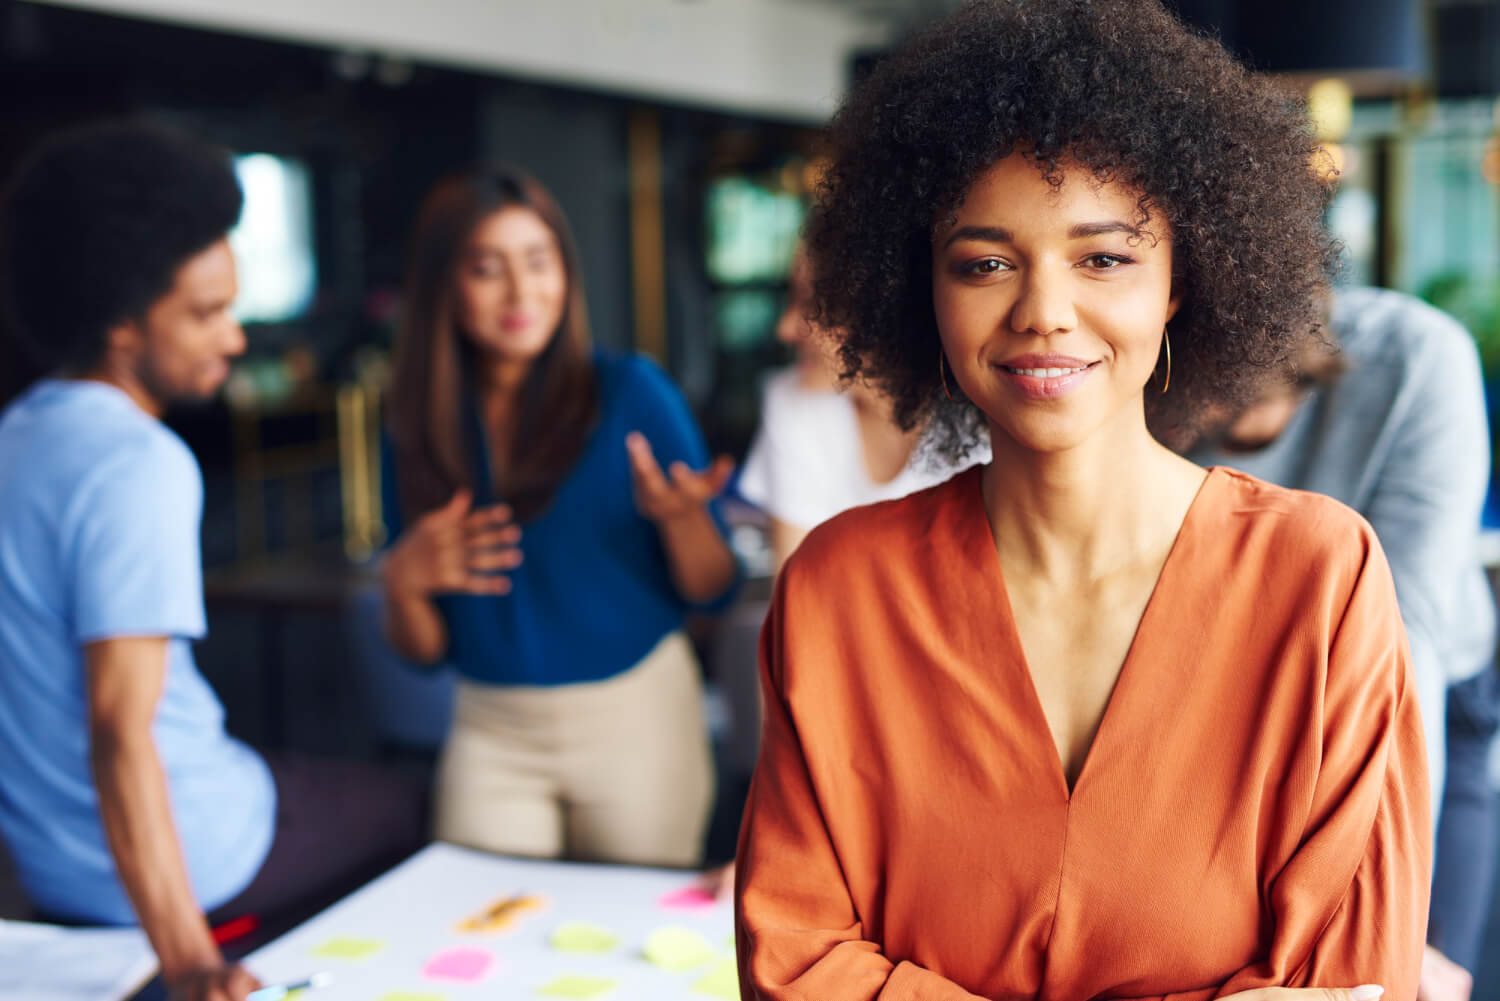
1236, 0, 1425, 77
23, 0, 879, 121
1170, 0, 1427, 81
1434, 0, 1500, 97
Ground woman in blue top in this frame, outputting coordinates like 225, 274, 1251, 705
381, 165, 740, 866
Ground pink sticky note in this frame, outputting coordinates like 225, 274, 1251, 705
422, 945, 497, 983
659, 886, 719, 911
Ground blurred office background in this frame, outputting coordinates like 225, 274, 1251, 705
2, 0, 1499, 986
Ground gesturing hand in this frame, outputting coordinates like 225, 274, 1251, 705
382, 489, 522, 597
626, 432, 734, 524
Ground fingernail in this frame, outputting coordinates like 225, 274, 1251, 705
1351, 986, 1383, 1001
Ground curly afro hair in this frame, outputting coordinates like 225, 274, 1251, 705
1, 119, 242, 375
806, 0, 1338, 458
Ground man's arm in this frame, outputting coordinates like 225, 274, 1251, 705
1362, 310, 1493, 822
86, 636, 256, 1001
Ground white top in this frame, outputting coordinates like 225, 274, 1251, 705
738, 367, 985, 529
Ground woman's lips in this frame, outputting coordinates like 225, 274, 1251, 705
994, 356, 1100, 400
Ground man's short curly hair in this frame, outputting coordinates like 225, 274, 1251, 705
1, 120, 242, 374
806, 0, 1338, 457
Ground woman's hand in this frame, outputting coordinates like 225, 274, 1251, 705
382, 489, 521, 597
1219, 987, 1384, 1001
626, 432, 733, 524
696, 861, 736, 899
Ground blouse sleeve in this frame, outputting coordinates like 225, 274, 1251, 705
1156, 536, 1431, 1001
734, 572, 988, 1001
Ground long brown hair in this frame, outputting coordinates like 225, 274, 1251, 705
387, 165, 598, 522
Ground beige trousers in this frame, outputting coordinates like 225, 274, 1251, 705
433, 631, 714, 868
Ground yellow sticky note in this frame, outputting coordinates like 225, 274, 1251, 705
643, 927, 717, 972
374, 994, 446, 1001
536, 974, 617, 999
692, 958, 740, 1000
550, 921, 620, 953
309, 935, 385, 959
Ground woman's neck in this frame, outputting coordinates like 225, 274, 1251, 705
476, 353, 530, 400
473, 355, 531, 471
981, 410, 1204, 584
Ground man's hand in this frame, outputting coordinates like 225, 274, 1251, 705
166, 962, 260, 1001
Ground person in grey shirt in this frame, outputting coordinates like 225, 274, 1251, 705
1189, 285, 1497, 1000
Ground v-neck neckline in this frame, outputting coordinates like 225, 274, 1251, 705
960, 464, 1220, 801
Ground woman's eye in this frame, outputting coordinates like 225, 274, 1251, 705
1084, 254, 1130, 269
961, 258, 1007, 275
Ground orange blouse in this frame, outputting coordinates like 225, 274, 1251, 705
735, 466, 1430, 1001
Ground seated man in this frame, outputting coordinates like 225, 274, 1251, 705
0, 121, 427, 1001
1188, 285, 1499, 1001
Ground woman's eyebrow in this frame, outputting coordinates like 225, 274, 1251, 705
467, 241, 554, 257
1068, 220, 1140, 239
941, 224, 1013, 248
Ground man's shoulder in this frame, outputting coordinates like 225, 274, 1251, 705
1335, 287, 1479, 376
0, 383, 200, 518
79, 416, 200, 501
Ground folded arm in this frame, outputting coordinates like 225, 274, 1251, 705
734, 578, 987, 1001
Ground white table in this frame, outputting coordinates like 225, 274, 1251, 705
245, 843, 736, 1000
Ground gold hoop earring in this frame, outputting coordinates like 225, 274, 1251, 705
938, 349, 955, 401
1160, 327, 1172, 395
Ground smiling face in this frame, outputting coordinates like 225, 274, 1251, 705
453, 206, 569, 364
932, 153, 1179, 455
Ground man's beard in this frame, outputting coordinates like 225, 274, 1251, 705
133, 352, 217, 411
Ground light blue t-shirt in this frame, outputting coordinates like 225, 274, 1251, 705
0, 379, 275, 924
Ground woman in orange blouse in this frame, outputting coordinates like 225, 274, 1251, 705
734, 3, 1430, 1001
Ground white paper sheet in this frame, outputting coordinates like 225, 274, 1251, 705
0, 918, 158, 1001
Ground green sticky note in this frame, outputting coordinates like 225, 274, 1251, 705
692, 958, 740, 1000
536, 974, 617, 999
309, 935, 385, 959
550, 920, 621, 953
642, 926, 717, 972
374, 994, 446, 1001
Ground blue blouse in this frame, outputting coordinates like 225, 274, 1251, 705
384, 348, 741, 686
